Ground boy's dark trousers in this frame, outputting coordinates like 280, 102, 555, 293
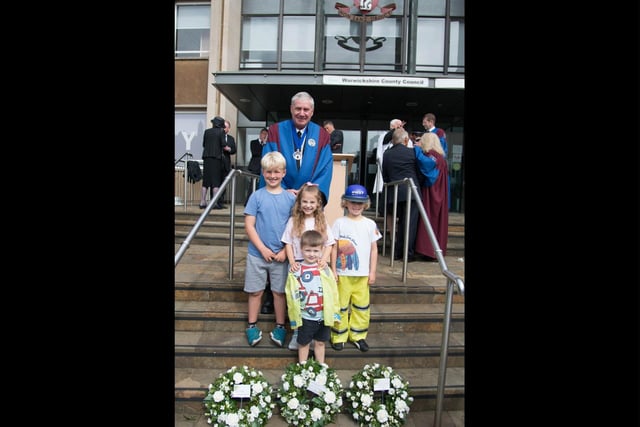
261, 274, 274, 314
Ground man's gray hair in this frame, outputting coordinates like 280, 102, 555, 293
291, 91, 314, 108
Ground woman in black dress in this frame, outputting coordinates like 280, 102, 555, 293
200, 116, 226, 209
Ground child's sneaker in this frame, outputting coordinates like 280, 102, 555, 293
287, 329, 299, 350
246, 327, 262, 347
270, 327, 286, 347
352, 339, 369, 352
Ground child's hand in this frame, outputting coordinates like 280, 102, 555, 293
289, 261, 300, 272
260, 247, 276, 262
273, 249, 287, 263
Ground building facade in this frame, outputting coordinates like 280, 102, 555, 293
175, 0, 465, 212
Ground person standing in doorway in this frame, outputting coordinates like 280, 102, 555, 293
247, 127, 268, 202
422, 113, 450, 210
382, 128, 421, 262
217, 120, 237, 208
422, 113, 447, 156
413, 132, 449, 261
372, 118, 405, 204
248, 128, 268, 175
372, 118, 405, 239
200, 116, 226, 209
323, 120, 344, 153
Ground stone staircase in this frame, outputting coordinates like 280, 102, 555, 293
174, 205, 465, 426
175, 205, 465, 257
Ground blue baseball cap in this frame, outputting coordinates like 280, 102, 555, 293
342, 184, 369, 202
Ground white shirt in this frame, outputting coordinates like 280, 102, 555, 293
281, 217, 335, 261
373, 132, 391, 194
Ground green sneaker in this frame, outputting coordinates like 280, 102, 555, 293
246, 327, 262, 346
270, 327, 286, 347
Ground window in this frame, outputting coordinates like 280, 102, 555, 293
415, 18, 445, 72
363, 18, 403, 72
241, 17, 279, 68
282, 16, 315, 69
448, 19, 464, 72
241, 1, 316, 70
175, 4, 210, 58
239, 0, 463, 74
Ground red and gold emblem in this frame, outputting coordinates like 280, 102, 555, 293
335, 2, 396, 22
355, 0, 379, 13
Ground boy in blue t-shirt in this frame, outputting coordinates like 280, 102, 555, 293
243, 151, 296, 347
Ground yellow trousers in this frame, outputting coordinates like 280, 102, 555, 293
331, 275, 370, 343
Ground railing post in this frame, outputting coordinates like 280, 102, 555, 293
401, 180, 410, 283
184, 152, 192, 211
228, 173, 237, 280
434, 277, 456, 427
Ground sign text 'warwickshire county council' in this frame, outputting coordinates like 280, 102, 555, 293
323, 75, 429, 88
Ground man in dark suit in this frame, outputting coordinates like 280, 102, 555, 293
381, 128, 421, 262
246, 127, 268, 204
219, 120, 237, 207
200, 116, 226, 209
323, 120, 344, 153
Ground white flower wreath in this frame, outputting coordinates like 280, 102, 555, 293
345, 363, 415, 427
203, 365, 275, 427
277, 359, 344, 426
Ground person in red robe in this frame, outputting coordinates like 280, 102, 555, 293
413, 132, 449, 261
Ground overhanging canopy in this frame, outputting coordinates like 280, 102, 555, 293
212, 72, 464, 128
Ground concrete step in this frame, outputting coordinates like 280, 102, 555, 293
175, 300, 464, 334
174, 231, 464, 257
175, 245, 466, 287
176, 329, 464, 369
173, 216, 464, 236
175, 281, 465, 305
174, 205, 465, 229
175, 206, 465, 254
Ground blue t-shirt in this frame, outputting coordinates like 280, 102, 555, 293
244, 187, 296, 258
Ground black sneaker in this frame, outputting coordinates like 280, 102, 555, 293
352, 339, 369, 352
332, 342, 344, 351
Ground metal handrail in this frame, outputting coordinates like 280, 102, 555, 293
382, 177, 464, 427
175, 154, 200, 211
174, 152, 193, 166
174, 168, 260, 280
